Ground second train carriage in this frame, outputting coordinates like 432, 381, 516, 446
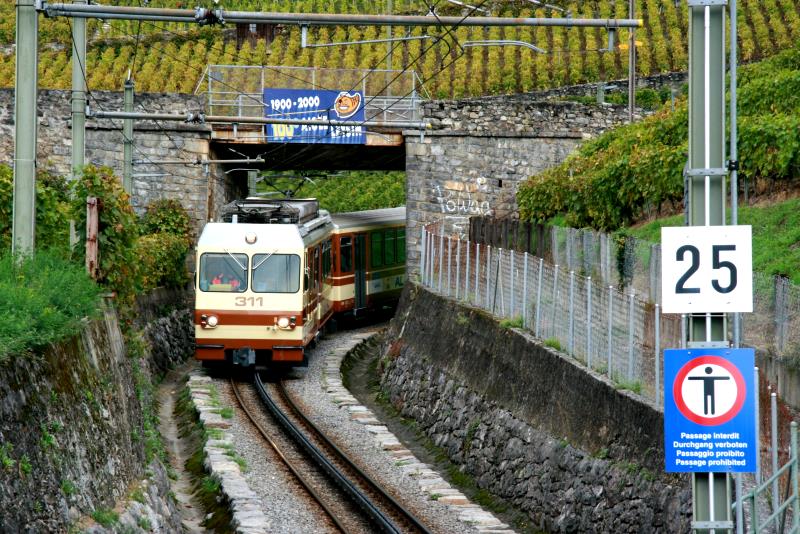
194, 198, 406, 368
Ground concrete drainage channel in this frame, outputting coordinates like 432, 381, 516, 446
185, 328, 514, 533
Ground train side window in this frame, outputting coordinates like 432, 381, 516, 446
322, 240, 332, 279
397, 229, 406, 262
385, 229, 396, 265
371, 231, 383, 268
340, 236, 353, 273
313, 247, 320, 291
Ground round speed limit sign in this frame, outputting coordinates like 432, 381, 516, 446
661, 225, 753, 314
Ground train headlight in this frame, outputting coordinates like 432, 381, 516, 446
206, 315, 219, 327
245, 232, 257, 244
277, 316, 291, 329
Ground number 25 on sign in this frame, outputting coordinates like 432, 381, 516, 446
661, 226, 753, 314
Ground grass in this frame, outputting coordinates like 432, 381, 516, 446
0, 251, 102, 361
543, 338, 562, 351
499, 316, 524, 329
91, 508, 119, 528
626, 197, 800, 284
614, 379, 643, 395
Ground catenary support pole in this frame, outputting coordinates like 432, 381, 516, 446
72, 0, 87, 184
12, 0, 39, 256
123, 77, 134, 193
687, 0, 731, 530
628, 0, 636, 122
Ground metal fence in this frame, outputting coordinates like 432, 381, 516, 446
470, 217, 800, 361
425, 220, 800, 533
195, 64, 425, 125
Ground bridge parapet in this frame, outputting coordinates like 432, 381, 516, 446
196, 65, 425, 140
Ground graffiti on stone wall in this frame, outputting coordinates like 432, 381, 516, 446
434, 177, 493, 217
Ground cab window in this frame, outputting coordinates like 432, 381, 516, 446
199, 253, 248, 292
252, 254, 300, 293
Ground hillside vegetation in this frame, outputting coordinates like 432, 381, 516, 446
1, 0, 799, 96
256, 171, 406, 213
518, 44, 800, 231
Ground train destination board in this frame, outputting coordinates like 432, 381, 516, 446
664, 348, 756, 473
263, 88, 366, 144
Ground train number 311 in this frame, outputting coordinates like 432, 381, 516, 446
235, 297, 264, 307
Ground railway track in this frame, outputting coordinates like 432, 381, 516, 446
231, 373, 432, 534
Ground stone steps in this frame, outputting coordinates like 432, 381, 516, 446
322, 341, 515, 533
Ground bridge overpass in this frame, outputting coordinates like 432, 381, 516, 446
198, 65, 424, 170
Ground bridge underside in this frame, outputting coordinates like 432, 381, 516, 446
211, 127, 406, 171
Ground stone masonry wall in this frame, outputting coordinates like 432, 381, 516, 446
404, 97, 633, 274
0, 291, 193, 532
0, 89, 238, 232
381, 284, 691, 532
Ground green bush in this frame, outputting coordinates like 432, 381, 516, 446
137, 233, 190, 290
0, 166, 72, 253
70, 165, 140, 309
0, 251, 101, 360
139, 198, 193, 241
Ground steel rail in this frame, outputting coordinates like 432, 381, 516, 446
229, 378, 353, 534
276, 380, 433, 534
254, 373, 403, 534
42, 3, 643, 28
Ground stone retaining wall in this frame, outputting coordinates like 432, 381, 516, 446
0, 290, 193, 532
380, 283, 691, 532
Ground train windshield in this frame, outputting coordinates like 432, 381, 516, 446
252, 254, 301, 293
198, 253, 248, 292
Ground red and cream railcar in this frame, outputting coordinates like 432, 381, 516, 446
194, 199, 405, 368
329, 207, 406, 315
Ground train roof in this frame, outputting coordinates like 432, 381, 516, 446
197, 222, 304, 250
330, 207, 406, 231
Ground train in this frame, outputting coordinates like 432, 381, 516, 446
194, 198, 406, 368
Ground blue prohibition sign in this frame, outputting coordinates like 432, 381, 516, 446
664, 348, 756, 473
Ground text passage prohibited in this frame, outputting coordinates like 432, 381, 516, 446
664, 348, 756, 473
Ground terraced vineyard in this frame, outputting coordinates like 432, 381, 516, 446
0, 0, 798, 96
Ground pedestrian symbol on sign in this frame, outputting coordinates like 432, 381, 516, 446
673, 356, 746, 426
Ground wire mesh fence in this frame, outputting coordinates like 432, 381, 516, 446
423, 221, 671, 404
469, 217, 800, 362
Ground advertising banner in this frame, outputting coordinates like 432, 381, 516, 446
263, 88, 366, 144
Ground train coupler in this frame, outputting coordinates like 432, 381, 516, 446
232, 348, 256, 367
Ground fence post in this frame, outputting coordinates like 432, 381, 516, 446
627, 290, 635, 381
464, 239, 472, 302
655, 303, 661, 407
551, 265, 559, 340
420, 228, 427, 286
568, 270, 575, 356
523, 252, 529, 328
476, 243, 480, 305
455, 238, 461, 300
535, 258, 543, 337
510, 249, 516, 318
649, 243, 659, 303
86, 197, 99, 279
587, 276, 593, 368
755, 367, 761, 482
438, 232, 444, 292
607, 285, 614, 378
448, 237, 454, 297
791, 421, 799, 532
486, 245, 491, 309
771, 391, 779, 528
